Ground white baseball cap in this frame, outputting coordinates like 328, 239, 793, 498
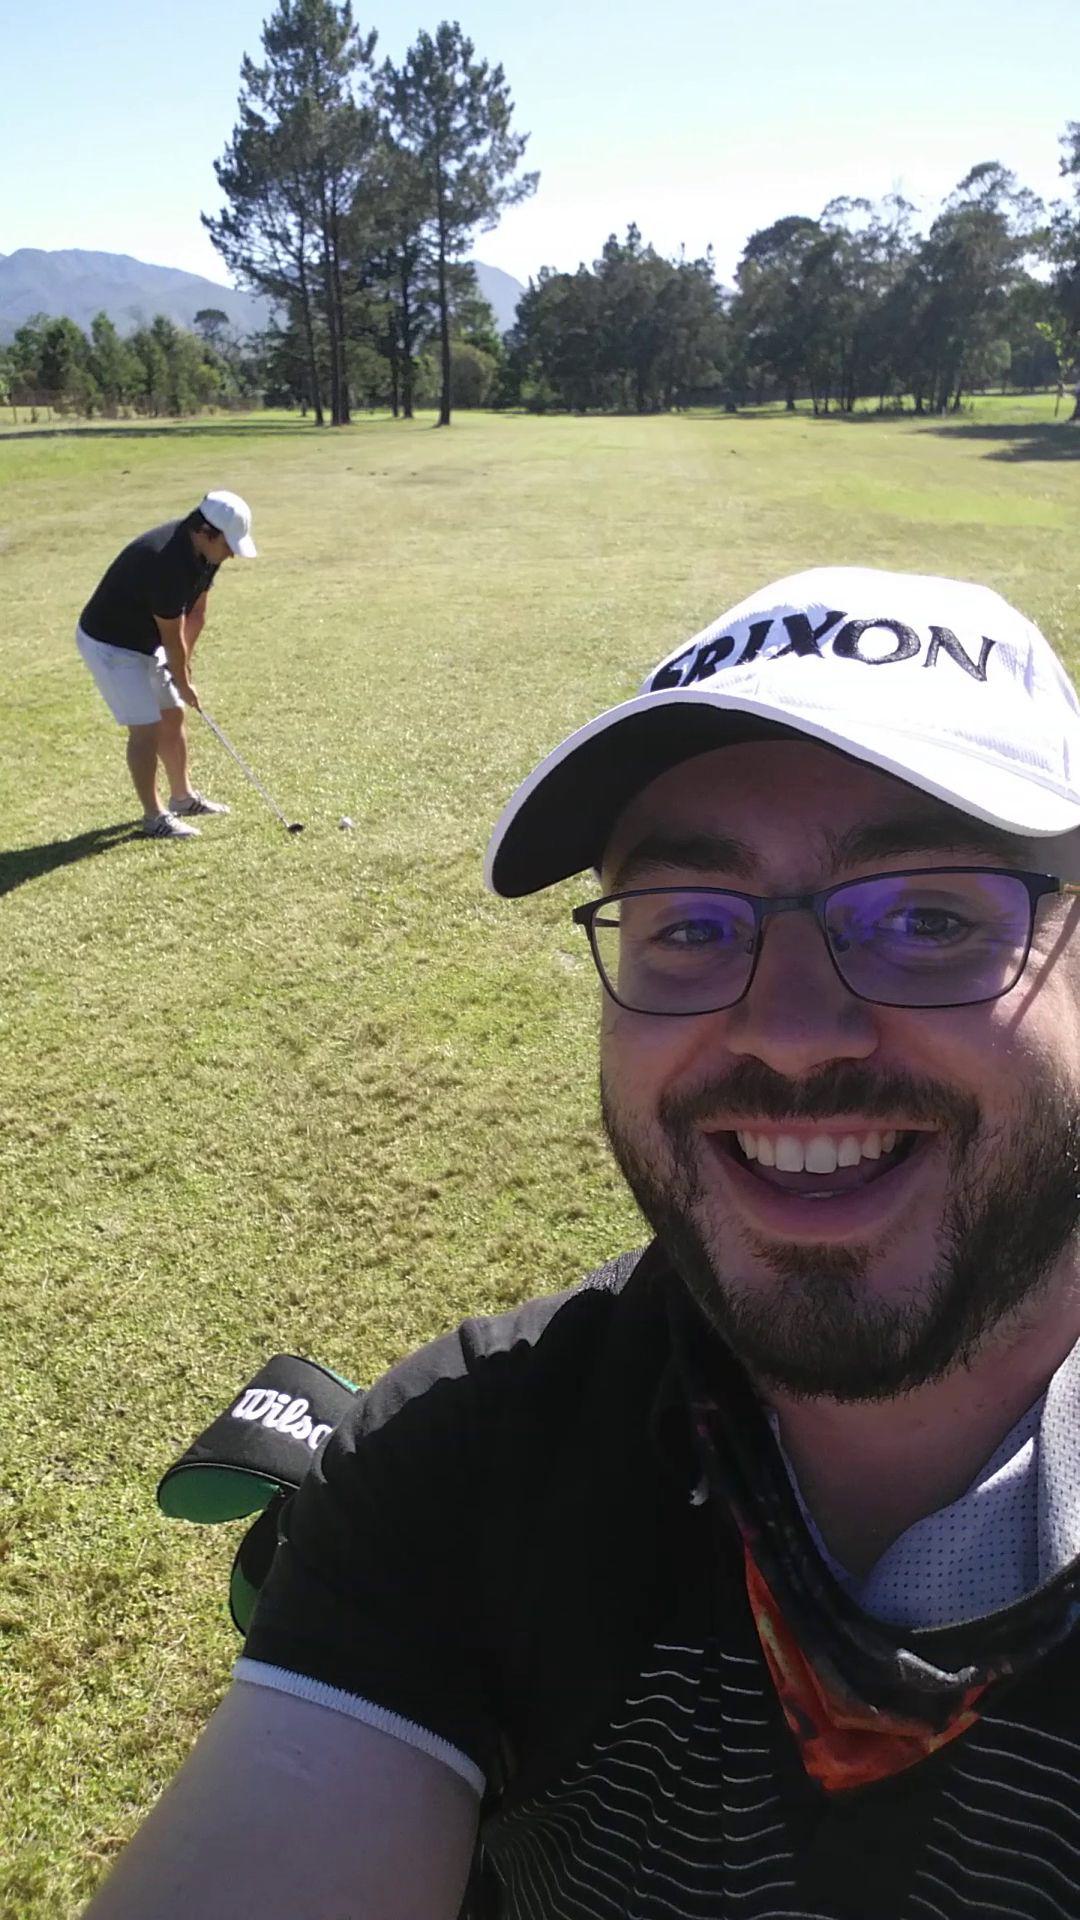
198, 489, 257, 558
485, 567, 1080, 898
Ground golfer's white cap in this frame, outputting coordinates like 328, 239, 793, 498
485, 567, 1080, 897
199, 489, 257, 558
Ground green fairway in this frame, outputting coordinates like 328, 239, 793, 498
2, 398, 1079, 1914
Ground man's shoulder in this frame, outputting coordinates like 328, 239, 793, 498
465, 1243, 653, 1356
351, 1244, 667, 1440
124, 519, 185, 557
107, 520, 185, 577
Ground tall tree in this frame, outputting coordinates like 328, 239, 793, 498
193, 308, 232, 352
895, 163, 1043, 413
651, 250, 727, 409
815, 195, 917, 412
206, 89, 327, 421
10, 314, 51, 402
263, 0, 379, 426
730, 216, 824, 409
128, 324, 170, 416
384, 22, 536, 425
593, 225, 669, 411
504, 238, 724, 415
206, 0, 378, 426
1049, 122, 1080, 410
353, 139, 433, 418
88, 312, 137, 414
503, 266, 606, 411
263, 313, 318, 409
38, 318, 96, 413
858, 195, 917, 410
449, 268, 502, 359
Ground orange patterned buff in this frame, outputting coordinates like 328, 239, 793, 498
745, 1550, 986, 1791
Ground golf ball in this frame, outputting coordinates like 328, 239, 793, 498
339, 816, 354, 830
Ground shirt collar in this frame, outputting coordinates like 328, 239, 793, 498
649, 1249, 1080, 1725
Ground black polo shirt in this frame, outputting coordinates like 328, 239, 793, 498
243, 1245, 1080, 1920
80, 517, 219, 656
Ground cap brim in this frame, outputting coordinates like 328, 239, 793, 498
233, 534, 257, 559
485, 686, 1080, 897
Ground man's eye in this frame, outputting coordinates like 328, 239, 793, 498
879, 908, 971, 944
652, 917, 740, 948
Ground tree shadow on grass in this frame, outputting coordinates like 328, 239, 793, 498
0, 420, 312, 442
697, 407, 1080, 465
916, 421, 1080, 463
0, 823, 143, 897
718, 407, 1080, 463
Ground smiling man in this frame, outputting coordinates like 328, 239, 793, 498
86, 569, 1080, 1920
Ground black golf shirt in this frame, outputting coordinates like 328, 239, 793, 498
80, 517, 219, 655
243, 1245, 1080, 1919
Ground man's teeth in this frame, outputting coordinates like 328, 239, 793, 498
735, 1129, 898, 1173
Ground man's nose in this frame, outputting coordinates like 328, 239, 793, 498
722, 908, 879, 1076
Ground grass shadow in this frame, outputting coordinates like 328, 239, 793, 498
0, 823, 143, 896
915, 421, 1080, 463
0, 420, 313, 442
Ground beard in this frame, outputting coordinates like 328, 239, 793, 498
602, 1057, 1080, 1401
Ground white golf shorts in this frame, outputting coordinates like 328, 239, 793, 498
76, 626, 184, 727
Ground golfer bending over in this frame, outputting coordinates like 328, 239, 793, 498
76, 490, 256, 838
87, 569, 1080, 1918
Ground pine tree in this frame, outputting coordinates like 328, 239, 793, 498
384, 23, 536, 425
206, 0, 378, 425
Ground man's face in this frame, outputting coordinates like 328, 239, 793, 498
599, 740, 1080, 1400
194, 525, 232, 564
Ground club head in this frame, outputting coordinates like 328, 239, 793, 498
287, 822, 305, 834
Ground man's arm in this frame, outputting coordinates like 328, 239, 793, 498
153, 613, 200, 709
184, 590, 209, 659
81, 1678, 480, 1920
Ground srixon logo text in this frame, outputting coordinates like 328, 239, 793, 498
231, 1387, 333, 1451
648, 610, 997, 691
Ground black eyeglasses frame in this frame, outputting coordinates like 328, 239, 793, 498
571, 867, 1080, 1017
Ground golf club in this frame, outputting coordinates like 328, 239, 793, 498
199, 708, 304, 833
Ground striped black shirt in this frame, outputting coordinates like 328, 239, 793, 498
244, 1247, 1080, 1919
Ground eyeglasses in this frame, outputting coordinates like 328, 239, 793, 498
572, 868, 1080, 1016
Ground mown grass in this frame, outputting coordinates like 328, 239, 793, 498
1, 395, 1079, 1915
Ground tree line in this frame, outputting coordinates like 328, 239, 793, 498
7, 0, 1080, 430
200, 8, 1080, 424
0, 297, 502, 421
504, 147, 1080, 417
0, 310, 266, 419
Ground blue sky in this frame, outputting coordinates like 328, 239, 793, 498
3, 0, 1078, 291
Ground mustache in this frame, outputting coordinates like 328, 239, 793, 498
656, 1059, 981, 1140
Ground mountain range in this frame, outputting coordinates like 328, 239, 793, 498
0, 249, 526, 343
